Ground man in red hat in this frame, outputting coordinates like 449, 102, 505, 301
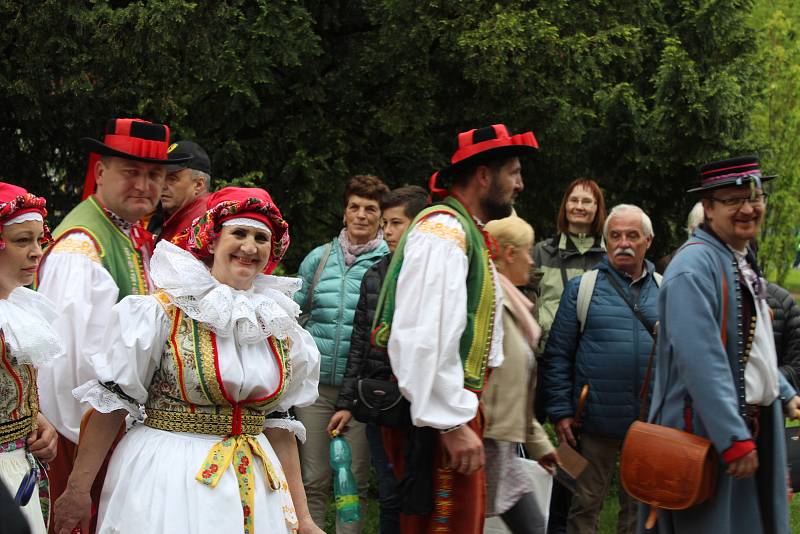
35, 118, 189, 531
372, 124, 539, 533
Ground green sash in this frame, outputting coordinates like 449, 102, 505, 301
372, 196, 496, 392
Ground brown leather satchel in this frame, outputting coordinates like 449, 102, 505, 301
619, 275, 727, 529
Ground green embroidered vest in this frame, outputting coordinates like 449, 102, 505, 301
44, 196, 149, 300
144, 295, 290, 435
372, 196, 497, 392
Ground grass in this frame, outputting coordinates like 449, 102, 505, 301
782, 268, 800, 297
326, 467, 800, 533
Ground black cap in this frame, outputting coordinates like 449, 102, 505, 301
166, 140, 211, 175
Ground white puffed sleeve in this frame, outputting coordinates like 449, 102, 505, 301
263, 325, 321, 442
37, 232, 121, 443
73, 295, 171, 420
388, 213, 480, 429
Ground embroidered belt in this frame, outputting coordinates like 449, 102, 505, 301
144, 407, 281, 533
144, 408, 265, 436
0, 416, 35, 444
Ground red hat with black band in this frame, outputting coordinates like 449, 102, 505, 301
80, 118, 192, 199
430, 124, 539, 197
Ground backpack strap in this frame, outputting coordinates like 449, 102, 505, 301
577, 269, 598, 333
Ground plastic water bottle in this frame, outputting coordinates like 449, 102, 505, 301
329, 431, 361, 523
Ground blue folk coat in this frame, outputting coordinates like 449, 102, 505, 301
645, 227, 796, 534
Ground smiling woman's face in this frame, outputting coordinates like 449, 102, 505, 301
209, 224, 271, 290
0, 220, 45, 299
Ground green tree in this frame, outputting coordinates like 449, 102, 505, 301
747, 0, 800, 283
0, 1, 766, 270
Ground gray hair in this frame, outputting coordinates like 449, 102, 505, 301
686, 201, 704, 238
190, 169, 212, 191
603, 203, 654, 239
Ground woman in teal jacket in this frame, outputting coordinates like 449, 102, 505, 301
294, 174, 389, 533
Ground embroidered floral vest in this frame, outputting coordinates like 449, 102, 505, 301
144, 295, 291, 436
0, 332, 39, 444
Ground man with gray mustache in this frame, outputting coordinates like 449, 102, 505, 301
542, 204, 660, 534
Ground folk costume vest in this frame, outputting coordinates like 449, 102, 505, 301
372, 195, 497, 392
0, 333, 39, 444
42, 196, 150, 299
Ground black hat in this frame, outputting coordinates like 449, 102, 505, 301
166, 140, 211, 175
688, 155, 776, 194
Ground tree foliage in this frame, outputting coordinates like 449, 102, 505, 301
747, 0, 800, 283
0, 0, 766, 270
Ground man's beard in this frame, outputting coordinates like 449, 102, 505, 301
481, 182, 513, 221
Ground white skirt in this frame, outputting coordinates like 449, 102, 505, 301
98, 425, 297, 534
0, 448, 47, 534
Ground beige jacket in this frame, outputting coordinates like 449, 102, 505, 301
482, 292, 555, 460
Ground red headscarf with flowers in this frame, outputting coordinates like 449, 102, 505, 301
175, 187, 290, 275
0, 183, 52, 250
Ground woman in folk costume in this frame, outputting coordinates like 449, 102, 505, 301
0, 183, 63, 534
53, 187, 323, 534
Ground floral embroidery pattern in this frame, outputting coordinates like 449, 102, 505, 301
415, 219, 467, 252
196, 434, 280, 533
175, 198, 290, 275
0, 194, 51, 250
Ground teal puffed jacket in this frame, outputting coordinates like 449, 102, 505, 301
294, 237, 389, 387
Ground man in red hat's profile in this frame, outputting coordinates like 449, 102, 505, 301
35, 118, 190, 531
372, 124, 539, 533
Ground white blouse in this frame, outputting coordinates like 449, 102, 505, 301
388, 212, 504, 429
36, 231, 123, 443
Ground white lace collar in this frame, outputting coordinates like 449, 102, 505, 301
149, 241, 303, 344
0, 287, 63, 367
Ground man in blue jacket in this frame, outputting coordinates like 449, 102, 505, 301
543, 204, 659, 534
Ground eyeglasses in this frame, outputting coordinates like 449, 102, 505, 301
708, 193, 768, 209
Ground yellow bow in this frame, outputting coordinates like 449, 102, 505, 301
196, 434, 281, 532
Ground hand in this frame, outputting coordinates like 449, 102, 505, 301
784, 395, 800, 420
555, 417, 577, 447
28, 412, 58, 464
440, 425, 484, 475
537, 451, 559, 475
326, 410, 352, 436
297, 514, 325, 534
726, 449, 758, 479
54, 483, 92, 534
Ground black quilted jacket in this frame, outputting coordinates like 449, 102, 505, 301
335, 254, 392, 411
766, 282, 800, 392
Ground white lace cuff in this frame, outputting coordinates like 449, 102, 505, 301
73, 380, 142, 420
264, 417, 307, 443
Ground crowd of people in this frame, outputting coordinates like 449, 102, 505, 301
0, 116, 798, 534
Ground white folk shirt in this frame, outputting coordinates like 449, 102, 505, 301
387, 212, 504, 430
732, 251, 780, 406
37, 225, 152, 443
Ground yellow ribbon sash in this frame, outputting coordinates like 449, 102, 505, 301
196, 434, 281, 533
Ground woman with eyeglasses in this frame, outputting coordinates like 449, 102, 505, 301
0, 183, 63, 534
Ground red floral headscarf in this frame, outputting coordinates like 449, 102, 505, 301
177, 187, 289, 274
0, 183, 51, 250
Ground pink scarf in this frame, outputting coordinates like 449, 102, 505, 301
498, 272, 541, 348
338, 227, 384, 266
